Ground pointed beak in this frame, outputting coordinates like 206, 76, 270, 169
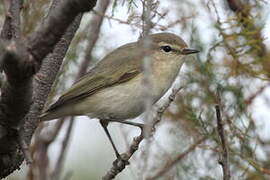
181, 48, 200, 55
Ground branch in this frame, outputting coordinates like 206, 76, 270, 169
0, 0, 23, 39
0, 1, 25, 167
0, 0, 97, 141
79, 0, 110, 74
27, 118, 65, 179
154, 87, 183, 126
142, 0, 154, 138
139, 1, 155, 177
27, 0, 97, 64
0, 40, 34, 127
0, 41, 34, 174
23, 11, 83, 160
0, 0, 89, 175
22, 13, 84, 145
215, 104, 231, 180
50, 118, 72, 180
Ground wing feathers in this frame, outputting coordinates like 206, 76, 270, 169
45, 42, 143, 112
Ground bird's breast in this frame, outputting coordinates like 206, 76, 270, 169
151, 57, 183, 100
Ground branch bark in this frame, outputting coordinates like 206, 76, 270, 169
79, 0, 110, 74
0, 0, 97, 178
0, 0, 23, 40
28, 0, 97, 64
215, 105, 230, 180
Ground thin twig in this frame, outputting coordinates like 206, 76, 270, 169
93, 10, 194, 32
139, 0, 154, 178
79, 0, 110, 75
153, 86, 183, 126
93, 10, 142, 29
215, 104, 231, 180
27, 117, 66, 179
142, 0, 154, 137
50, 117, 73, 180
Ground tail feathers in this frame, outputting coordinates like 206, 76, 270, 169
40, 110, 59, 121
40, 98, 66, 121
40, 104, 78, 121
40, 107, 67, 121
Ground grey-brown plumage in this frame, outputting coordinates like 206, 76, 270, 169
40, 32, 198, 121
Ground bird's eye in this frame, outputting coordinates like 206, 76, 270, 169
161, 46, 172, 52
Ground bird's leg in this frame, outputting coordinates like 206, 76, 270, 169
99, 120, 121, 159
108, 119, 144, 130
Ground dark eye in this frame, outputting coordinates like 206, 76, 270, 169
161, 46, 172, 52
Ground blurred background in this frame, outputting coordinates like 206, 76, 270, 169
2, 0, 270, 179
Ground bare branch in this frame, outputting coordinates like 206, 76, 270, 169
50, 118, 72, 180
80, 0, 110, 74
154, 86, 183, 126
22, 13, 83, 170
215, 104, 231, 180
27, 117, 65, 179
142, 0, 154, 138
28, 0, 97, 64
0, 0, 23, 39
139, 1, 155, 177
22, 15, 84, 146
0, 7, 85, 178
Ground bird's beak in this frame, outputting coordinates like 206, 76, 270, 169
181, 48, 200, 55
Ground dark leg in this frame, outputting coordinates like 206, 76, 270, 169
99, 120, 121, 158
108, 119, 144, 130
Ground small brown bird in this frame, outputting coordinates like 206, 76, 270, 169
41, 32, 199, 158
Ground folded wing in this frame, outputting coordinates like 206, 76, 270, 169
46, 42, 143, 112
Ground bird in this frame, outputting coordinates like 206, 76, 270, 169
40, 32, 199, 158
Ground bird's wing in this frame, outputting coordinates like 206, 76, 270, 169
47, 43, 143, 111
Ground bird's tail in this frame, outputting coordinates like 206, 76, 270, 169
40, 106, 71, 121
40, 110, 57, 121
